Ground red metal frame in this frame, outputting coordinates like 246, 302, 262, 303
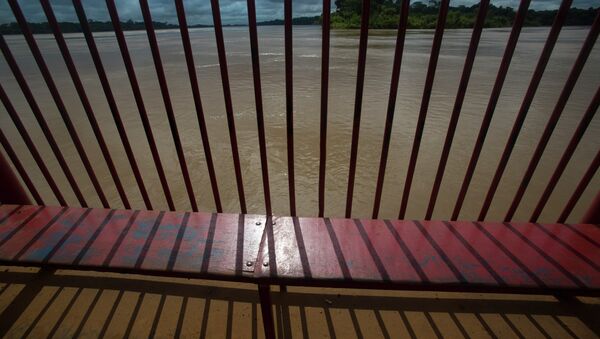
504, 11, 600, 221
425, 0, 490, 220
0, 34, 84, 207
558, 149, 600, 223
345, 0, 371, 218
258, 284, 276, 339
73, 0, 152, 210
0, 143, 33, 205
0, 2, 599, 337
175, 0, 223, 213
8, 0, 108, 208
530, 86, 599, 222
210, 0, 247, 214
41, 0, 130, 209
455, 0, 565, 221
0, 0, 595, 222
398, 0, 450, 219
318, 0, 331, 218
139, 0, 199, 212
0, 84, 63, 205
372, 0, 410, 219
106, 0, 176, 210
247, 0, 273, 216
581, 190, 600, 224
285, 0, 297, 216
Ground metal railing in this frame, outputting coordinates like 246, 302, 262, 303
0, 0, 598, 223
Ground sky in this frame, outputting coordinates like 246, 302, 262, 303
0, 0, 598, 26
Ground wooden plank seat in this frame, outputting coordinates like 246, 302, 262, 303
0, 205, 266, 282
0, 204, 598, 338
254, 216, 600, 294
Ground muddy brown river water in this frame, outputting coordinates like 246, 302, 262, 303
1, 25, 598, 222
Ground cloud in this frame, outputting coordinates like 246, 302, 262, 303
0, 0, 597, 25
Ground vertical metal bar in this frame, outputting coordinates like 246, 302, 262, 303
105, 0, 175, 211
247, 0, 272, 216
284, 0, 296, 216
73, 0, 153, 210
41, 0, 131, 209
258, 284, 275, 339
424, 0, 489, 220
580, 190, 600, 224
0, 83, 63, 205
557, 149, 600, 223
0, 129, 39, 205
0, 35, 83, 207
175, 0, 222, 213
530, 86, 599, 222
8, 0, 108, 207
318, 0, 331, 218
139, 0, 198, 212
504, 11, 600, 222
398, 0, 450, 219
344, 0, 371, 218
8, 0, 104, 207
210, 0, 247, 214
473, 0, 571, 221
371, 0, 409, 219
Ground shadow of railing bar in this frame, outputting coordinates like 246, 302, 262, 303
0, 271, 598, 316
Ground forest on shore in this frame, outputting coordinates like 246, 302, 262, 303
331, 0, 598, 29
0, 1, 597, 34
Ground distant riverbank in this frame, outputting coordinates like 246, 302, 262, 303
330, 2, 598, 29
0, 4, 597, 35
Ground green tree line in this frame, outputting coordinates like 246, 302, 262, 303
332, 0, 598, 29
0, 2, 597, 34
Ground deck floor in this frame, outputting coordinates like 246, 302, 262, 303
0, 267, 598, 338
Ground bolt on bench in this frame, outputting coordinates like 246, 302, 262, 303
0, 204, 598, 338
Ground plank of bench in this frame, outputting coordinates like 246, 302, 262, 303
254, 217, 600, 294
0, 205, 265, 281
0, 205, 598, 295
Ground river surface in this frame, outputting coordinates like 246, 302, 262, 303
1, 25, 598, 222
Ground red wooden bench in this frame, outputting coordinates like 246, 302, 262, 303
0, 204, 598, 338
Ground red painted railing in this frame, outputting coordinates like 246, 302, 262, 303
0, 0, 598, 223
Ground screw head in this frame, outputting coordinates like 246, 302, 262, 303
255, 221, 262, 226
246, 261, 253, 267
263, 262, 269, 267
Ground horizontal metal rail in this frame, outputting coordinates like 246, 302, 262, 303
0, 0, 597, 226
